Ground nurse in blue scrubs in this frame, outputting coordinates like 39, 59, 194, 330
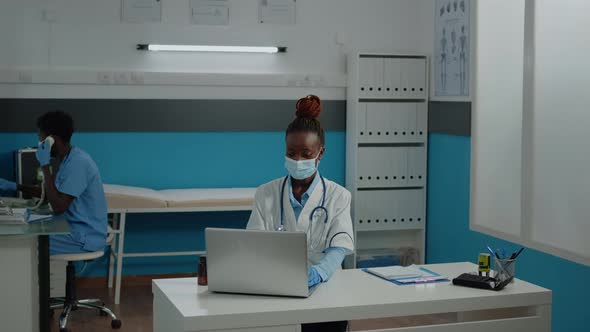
0, 111, 107, 255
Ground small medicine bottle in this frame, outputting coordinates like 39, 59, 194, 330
197, 255, 208, 286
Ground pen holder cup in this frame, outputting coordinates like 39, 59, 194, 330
494, 258, 515, 283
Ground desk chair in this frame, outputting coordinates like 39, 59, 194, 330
50, 227, 121, 332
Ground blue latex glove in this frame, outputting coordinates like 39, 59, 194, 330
311, 247, 348, 282
308, 266, 322, 288
0, 178, 17, 192
35, 139, 52, 166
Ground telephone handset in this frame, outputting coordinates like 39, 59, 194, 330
44, 136, 55, 149
33, 136, 55, 210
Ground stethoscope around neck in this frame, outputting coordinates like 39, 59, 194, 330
277, 174, 329, 251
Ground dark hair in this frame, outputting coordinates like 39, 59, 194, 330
285, 95, 325, 145
36, 111, 74, 143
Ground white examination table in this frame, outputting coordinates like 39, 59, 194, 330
104, 184, 255, 304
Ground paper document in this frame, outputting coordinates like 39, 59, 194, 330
365, 265, 448, 285
366, 265, 428, 279
28, 213, 53, 223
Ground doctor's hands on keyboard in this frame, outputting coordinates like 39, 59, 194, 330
308, 266, 322, 288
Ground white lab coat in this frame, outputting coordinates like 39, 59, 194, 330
247, 176, 355, 265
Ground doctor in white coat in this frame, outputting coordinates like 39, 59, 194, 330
247, 95, 353, 331
247, 95, 354, 308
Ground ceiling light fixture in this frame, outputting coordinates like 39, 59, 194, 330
137, 44, 287, 54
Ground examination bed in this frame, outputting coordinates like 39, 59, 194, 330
103, 184, 256, 304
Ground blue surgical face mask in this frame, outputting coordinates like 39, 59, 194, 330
284, 153, 320, 180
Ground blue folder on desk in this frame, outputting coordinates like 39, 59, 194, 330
363, 265, 449, 285
19, 208, 54, 224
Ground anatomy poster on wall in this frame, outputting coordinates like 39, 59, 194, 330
434, 0, 470, 97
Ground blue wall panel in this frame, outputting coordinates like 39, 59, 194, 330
0, 131, 345, 276
0, 132, 345, 189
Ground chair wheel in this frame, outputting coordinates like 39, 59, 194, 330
60, 328, 70, 332
111, 319, 122, 329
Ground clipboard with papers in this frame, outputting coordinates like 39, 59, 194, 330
363, 265, 449, 285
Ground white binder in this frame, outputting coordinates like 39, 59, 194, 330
408, 146, 426, 186
369, 58, 384, 98
384, 58, 402, 98
359, 58, 373, 97
357, 103, 368, 141
365, 103, 388, 141
410, 58, 427, 98
397, 148, 409, 187
414, 190, 425, 223
416, 103, 428, 140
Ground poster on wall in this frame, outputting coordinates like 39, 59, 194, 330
434, 0, 470, 97
121, 0, 162, 23
191, 0, 230, 26
259, 0, 296, 25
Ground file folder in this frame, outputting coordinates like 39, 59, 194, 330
364, 265, 449, 285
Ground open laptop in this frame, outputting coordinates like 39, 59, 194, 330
205, 228, 317, 298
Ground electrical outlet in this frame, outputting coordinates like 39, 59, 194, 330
97, 72, 112, 84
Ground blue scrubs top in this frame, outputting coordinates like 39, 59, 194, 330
288, 172, 320, 221
55, 147, 107, 251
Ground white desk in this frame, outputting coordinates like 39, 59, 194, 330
0, 217, 69, 332
152, 262, 551, 332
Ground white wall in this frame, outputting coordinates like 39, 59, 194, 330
0, 0, 432, 99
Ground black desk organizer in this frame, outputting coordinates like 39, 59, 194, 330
452, 273, 514, 291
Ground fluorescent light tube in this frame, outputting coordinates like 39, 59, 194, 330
137, 44, 287, 54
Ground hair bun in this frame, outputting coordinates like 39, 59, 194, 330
295, 95, 322, 119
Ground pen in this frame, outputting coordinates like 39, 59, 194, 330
486, 246, 500, 259
510, 247, 525, 260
